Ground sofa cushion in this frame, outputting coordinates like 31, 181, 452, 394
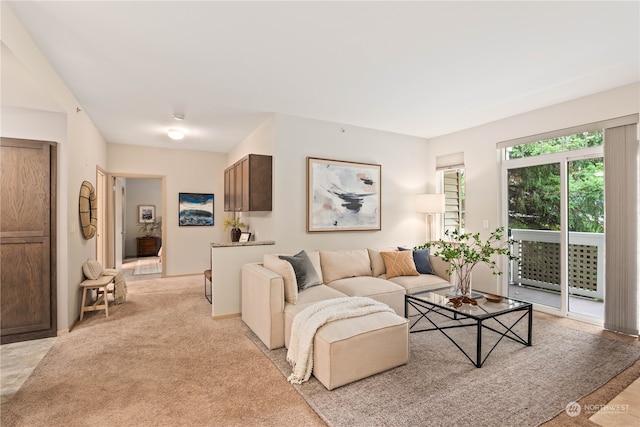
388, 273, 450, 294
279, 250, 322, 292
325, 276, 406, 315
320, 249, 372, 283
381, 251, 419, 279
283, 285, 347, 348
367, 247, 397, 277
398, 247, 434, 275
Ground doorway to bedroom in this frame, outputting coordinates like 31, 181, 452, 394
107, 174, 166, 279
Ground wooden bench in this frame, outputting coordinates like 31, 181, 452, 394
79, 275, 115, 321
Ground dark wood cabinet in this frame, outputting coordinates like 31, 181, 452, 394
137, 237, 161, 257
224, 154, 272, 212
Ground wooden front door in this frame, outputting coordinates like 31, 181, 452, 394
1, 138, 57, 344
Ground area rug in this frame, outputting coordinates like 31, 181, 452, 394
133, 257, 161, 275
248, 312, 640, 427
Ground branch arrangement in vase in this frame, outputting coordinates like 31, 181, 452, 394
415, 227, 518, 298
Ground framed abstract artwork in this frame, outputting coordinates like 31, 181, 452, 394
179, 193, 214, 226
307, 157, 381, 232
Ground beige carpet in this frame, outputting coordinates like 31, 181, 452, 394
249, 311, 640, 427
0, 276, 323, 427
1, 276, 638, 427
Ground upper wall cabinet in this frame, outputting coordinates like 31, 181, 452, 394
224, 154, 272, 212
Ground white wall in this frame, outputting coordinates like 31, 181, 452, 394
2, 4, 110, 332
107, 144, 227, 276
212, 113, 434, 316
426, 82, 640, 294
271, 114, 432, 251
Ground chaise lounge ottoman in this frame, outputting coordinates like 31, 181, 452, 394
312, 311, 409, 390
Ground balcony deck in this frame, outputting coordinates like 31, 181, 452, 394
509, 283, 603, 319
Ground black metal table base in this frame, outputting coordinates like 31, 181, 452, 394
405, 297, 532, 368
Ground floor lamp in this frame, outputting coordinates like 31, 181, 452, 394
415, 194, 445, 243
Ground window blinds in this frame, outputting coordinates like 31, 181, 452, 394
436, 152, 464, 171
604, 123, 639, 336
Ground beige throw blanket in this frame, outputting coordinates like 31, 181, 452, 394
286, 297, 395, 385
103, 269, 127, 305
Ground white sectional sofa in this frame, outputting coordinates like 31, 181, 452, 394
241, 247, 452, 389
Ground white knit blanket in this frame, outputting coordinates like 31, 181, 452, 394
286, 296, 395, 385
103, 269, 127, 305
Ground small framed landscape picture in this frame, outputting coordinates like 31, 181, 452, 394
179, 193, 214, 226
239, 232, 252, 243
138, 205, 155, 223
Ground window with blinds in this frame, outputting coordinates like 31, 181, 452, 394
443, 169, 464, 233
437, 152, 465, 234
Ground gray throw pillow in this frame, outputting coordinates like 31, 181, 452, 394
279, 250, 322, 291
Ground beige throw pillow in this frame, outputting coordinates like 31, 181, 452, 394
82, 258, 103, 280
381, 251, 419, 279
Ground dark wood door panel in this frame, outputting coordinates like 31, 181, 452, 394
0, 238, 51, 334
0, 139, 50, 238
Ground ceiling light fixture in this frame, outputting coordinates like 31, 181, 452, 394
167, 128, 185, 140
173, 114, 185, 121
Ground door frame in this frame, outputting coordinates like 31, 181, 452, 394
106, 173, 166, 274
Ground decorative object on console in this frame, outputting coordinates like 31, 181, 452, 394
239, 232, 252, 243
307, 157, 381, 232
414, 193, 445, 242
179, 193, 214, 226
415, 227, 517, 300
223, 212, 246, 242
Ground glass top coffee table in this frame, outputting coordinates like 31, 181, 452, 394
405, 288, 532, 368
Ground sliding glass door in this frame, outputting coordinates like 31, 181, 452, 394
504, 132, 604, 321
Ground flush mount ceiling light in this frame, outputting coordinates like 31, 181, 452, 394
167, 128, 185, 140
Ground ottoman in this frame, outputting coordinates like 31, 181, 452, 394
312, 311, 409, 390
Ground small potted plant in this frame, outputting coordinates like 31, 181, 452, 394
415, 227, 517, 301
223, 214, 247, 242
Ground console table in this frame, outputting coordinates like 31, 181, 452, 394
137, 237, 161, 257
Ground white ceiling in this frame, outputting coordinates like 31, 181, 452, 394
6, 1, 639, 153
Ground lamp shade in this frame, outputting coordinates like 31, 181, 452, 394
415, 194, 445, 214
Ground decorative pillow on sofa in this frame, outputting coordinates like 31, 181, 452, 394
367, 247, 397, 277
398, 247, 434, 275
82, 258, 103, 280
279, 250, 322, 292
381, 251, 419, 279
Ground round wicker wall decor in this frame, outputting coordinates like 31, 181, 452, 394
79, 180, 97, 239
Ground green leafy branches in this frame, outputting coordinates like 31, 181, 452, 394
415, 227, 518, 277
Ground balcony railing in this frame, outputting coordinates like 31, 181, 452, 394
510, 229, 604, 301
